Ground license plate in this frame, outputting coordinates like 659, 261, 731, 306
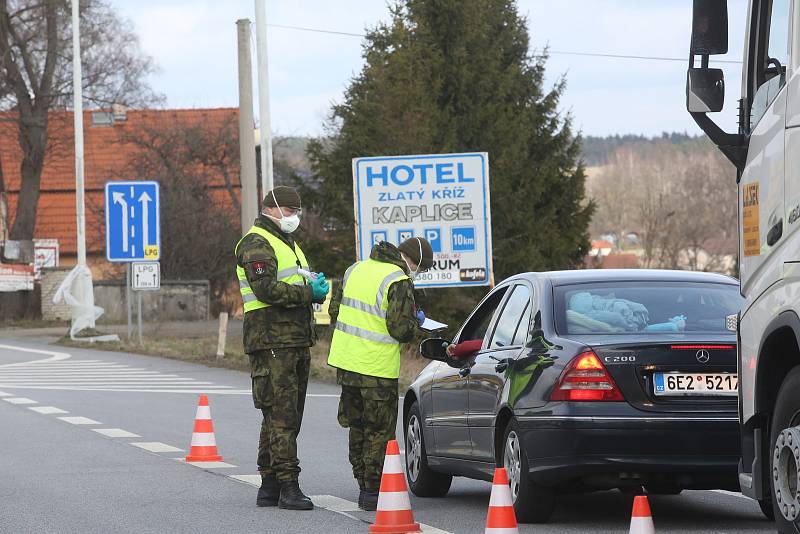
653, 372, 738, 396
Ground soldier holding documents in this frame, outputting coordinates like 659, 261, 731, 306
327, 237, 433, 510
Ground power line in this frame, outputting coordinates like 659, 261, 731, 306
268, 23, 365, 38
266, 23, 743, 65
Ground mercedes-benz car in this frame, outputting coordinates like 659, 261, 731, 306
403, 269, 744, 523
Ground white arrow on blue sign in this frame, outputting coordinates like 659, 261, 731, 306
105, 181, 160, 262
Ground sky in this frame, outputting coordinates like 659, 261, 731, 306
112, 0, 748, 138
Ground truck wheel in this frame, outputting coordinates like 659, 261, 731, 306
502, 418, 555, 523
769, 367, 800, 531
405, 401, 452, 497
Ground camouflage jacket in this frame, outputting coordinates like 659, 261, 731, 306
329, 241, 419, 388
236, 215, 316, 353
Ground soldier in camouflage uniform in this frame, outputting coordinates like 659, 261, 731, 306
235, 186, 329, 511
327, 238, 433, 511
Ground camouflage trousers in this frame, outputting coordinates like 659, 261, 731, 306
249, 347, 311, 483
337, 382, 399, 492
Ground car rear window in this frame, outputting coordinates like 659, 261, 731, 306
553, 281, 743, 335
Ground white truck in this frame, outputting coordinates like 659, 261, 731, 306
686, 0, 800, 529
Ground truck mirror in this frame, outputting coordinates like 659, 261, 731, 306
687, 68, 725, 113
690, 0, 728, 55
419, 338, 449, 361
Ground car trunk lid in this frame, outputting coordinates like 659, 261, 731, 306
573, 334, 737, 413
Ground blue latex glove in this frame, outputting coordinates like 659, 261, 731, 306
310, 276, 330, 303
415, 309, 426, 326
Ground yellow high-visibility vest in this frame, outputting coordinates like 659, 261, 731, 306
327, 259, 409, 379
235, 226, 308, 313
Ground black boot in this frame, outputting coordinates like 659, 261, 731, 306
256, 476, 280, 507
278, 481, 314, 510
360, 490, 379, 512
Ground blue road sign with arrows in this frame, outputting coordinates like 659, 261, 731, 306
105, 181, 160, 262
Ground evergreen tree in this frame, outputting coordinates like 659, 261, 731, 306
302, 0, 593, 311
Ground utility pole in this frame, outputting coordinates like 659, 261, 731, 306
71, 0, 96, 331
254, 0, 274, 194
237, 19, 258, 232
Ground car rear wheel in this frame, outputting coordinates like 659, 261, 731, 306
405, 401, 452, 497
769, 366, 800, 532
502, 418, 555, 523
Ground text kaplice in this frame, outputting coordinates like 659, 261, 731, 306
373, 203, 473, 224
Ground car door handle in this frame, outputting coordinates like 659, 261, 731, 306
458, 367, 471, 378
767, 219, 783, 246
494, 362, 509, 373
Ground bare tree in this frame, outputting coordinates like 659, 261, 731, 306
0, 0, 161, 240
589, 138, 737, 273
114, 115, 241, 314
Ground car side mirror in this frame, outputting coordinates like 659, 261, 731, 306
687, 68, 725, 113
420, 338, 449, 362
690, 0, 728, 56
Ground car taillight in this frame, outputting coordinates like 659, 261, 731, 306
550, 351, 624, 401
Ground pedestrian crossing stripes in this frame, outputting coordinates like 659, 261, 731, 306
0, 358, 250, 394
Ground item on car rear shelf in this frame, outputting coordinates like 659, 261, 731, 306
567, 292, 687, 333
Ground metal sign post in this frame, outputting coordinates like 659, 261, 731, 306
126, 263, 132, 341
352, 152, 492, 288
105, 181, 161, 343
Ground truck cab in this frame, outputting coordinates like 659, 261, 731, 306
687, 0, 800, 528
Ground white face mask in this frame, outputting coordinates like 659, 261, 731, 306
267, 190, 301, 233
404, 238, 424, 280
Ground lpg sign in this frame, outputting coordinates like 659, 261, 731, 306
352, 152, 492, 288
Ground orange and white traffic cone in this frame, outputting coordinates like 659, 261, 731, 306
629, 495, 655, 534
185, 394, 223, 462
369, 439, 421, 534
485, 467, 519, 534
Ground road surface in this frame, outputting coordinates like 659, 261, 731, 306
0, 336, 774, 533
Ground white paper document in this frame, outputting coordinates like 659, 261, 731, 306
420, 317, 448, 331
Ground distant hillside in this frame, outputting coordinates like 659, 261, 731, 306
580, 132, 698, 166
274, 133, 705, 175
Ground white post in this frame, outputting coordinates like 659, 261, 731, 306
254, 0, 274, 193
216, 312, 229, 360
71, 0, 96, 330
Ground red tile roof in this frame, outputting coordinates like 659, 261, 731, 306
1, 108, 240, 254
601, 253, 640, 269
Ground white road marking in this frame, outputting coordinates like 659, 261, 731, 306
419, 524, 453, 533
0, 391, 12, 396
131, 442, 183, 453
29, 406, 68, 414
0, 386, 253, 394
307, 494, 454, 534
311, 495, 361, 512
0, 353, 233, 393
58, 416, 101, 425
0, 344, 71, 365
229, 474, 262, 486
3, 397, 37, 405
92, 428, 141, 438
181, 460, 237, 468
